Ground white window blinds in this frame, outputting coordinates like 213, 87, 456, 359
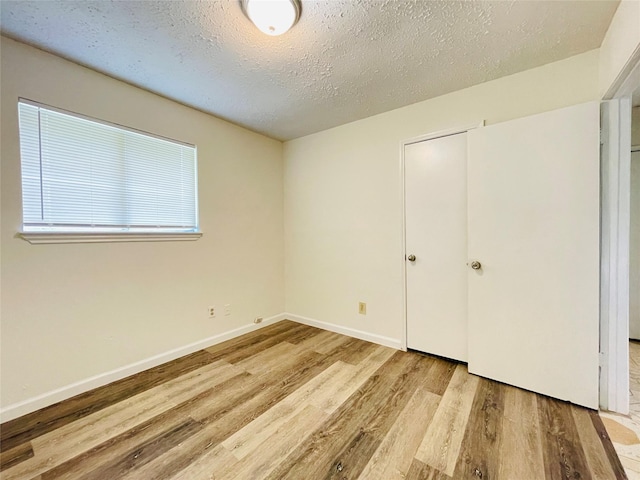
18, 100, 199, 234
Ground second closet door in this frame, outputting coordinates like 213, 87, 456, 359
467, 102, 600, 409
405, 133, 468, 362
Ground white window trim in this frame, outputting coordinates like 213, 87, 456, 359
19, 231, 203, 245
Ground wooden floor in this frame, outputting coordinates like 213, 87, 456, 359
0, 320, 626, 479
600, 340, 640, 477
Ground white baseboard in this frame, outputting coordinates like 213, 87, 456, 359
0, 313, 287, 423
1, 312, 400, 423
284, 313, 403, 350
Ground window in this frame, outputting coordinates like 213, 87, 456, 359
17, 100, 200, 243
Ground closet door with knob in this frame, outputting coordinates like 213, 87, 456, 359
467, 102, 600, 409
405, 132, 468, 362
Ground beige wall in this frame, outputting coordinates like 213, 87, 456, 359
0, 37, 284, 413
284, 50, 600, 344
599, 0, 640, 97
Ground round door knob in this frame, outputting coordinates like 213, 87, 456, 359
470, 260, 482, 270
407, 254, 416, 262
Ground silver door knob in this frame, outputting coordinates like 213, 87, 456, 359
470, 261, 482, 270
407, 254, 416, 262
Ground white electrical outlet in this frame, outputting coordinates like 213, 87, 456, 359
208, 306, 216, 318
254, 316, 263, 324
224, 304, 231, 316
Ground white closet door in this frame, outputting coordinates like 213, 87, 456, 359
405, 133, 468, 362
467, 102, 600, 409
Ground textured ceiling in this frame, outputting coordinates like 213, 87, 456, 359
0, 0, 619, 141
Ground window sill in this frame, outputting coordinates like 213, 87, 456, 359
19, 231, 203, 244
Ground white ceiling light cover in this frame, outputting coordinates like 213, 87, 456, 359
242, 0, 301, 36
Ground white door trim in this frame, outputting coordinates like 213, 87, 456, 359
400, 122, 484, 351
599, 43, 640, 413
602, 43, 640, 102
600, 97, 632, 414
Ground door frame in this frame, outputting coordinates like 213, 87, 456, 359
600, 98, 632, 413
600, 47, 640, 412
400, 122, 484, 351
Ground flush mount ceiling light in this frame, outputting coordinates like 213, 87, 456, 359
241, 0, 301, 36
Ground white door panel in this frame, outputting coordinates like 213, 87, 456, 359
405, 134, 468, 362
467, 102, 600, 408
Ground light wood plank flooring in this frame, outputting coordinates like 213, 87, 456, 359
600, 340, 640, 479
0, 320, 626, 479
